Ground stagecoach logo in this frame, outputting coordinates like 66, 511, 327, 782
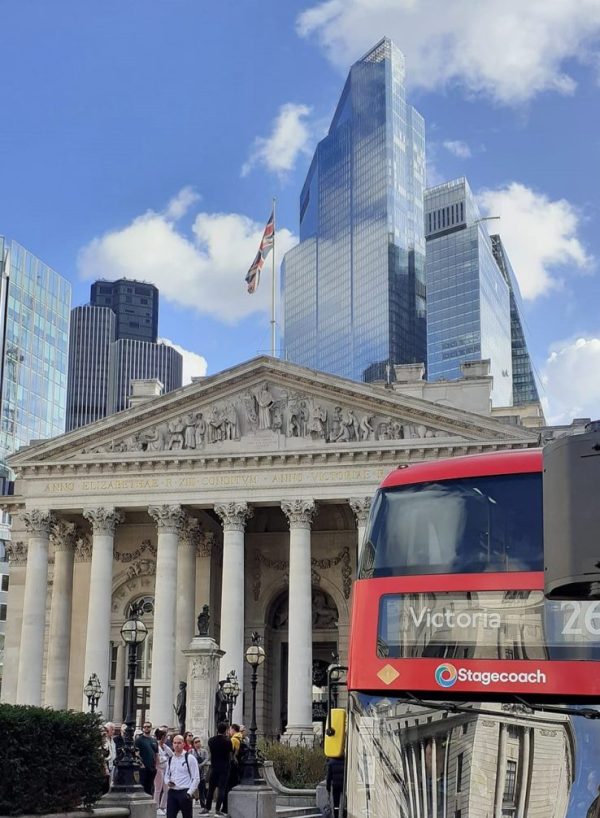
434, 663, 547, 688
435, 663, 458, 688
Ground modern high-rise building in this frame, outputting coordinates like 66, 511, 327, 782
90, 278, 158, 343
282, 38, 427, 382
0, 237, 71, 455
107, 338, 182, 414
66, 306, 116, 430
490, 234, 541, 406
424, 178, 513, 407
66, 280, 182, 430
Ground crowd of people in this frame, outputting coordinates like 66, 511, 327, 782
101, 720, 249, 818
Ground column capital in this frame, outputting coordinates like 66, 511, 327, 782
50, 520, 78, 552
178, 516, 201, 545
197, 531, 216, 557
349, 496, 372, 525
281, 499, 316, 529
74, 534, 93, 562
148, 504, 187, 534
5, 540, 27, 566
214, 502, 252, 532
22, 510, 57, 536
83, 507, 123, 535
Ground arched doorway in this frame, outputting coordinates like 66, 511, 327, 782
266, 587, 339, 737
109, 594, 154, 724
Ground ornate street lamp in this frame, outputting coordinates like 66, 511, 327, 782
84, 673, 103, 714
222, 670, 241, 724
112, 614, 148, 792
241, 632, 266, 784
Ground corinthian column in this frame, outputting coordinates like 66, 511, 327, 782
45, 520, 77, 710
175, 517, 200, 692
281, 499, 316, 743
82, 508, 123, 712
17, 510, 56, 705
148, 504, 187, 725
349, 497, 372, 566
214, 502, 252, 724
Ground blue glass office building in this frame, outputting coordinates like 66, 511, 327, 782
425, 178, 513, 406
0, 238, 71, 457
282, 39, 426, 382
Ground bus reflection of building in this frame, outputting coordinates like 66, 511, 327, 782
348, 699, 575, 818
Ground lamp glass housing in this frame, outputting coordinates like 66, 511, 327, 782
245, 644, 266, 667
121, 617, 148, 645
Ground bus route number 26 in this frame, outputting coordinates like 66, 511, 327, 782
560, 601, 600, 636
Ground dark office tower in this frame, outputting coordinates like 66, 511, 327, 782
66, 306, 116, 431
490, 235, 541, 406
90, 279, 159, 343
107, 339, 182, 414
282, 38, 427, 382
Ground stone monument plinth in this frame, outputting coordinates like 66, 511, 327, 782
183, 636, 224, 742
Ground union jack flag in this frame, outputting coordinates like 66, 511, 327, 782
245, 209, 274, 294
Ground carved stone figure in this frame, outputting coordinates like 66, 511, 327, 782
272, 406, 283, 432
256, 383, 274, 430
299, 401, 310, 437
194, 412, 206, 447
224, 403, 238, 440
197, 604, 210, 636
207, 406, 224, 443
174, 681, 187, 734
312, 590, 338, 628
243, 392, 258, 426
215, 680, 227, 727
330, 406, 342, 441
359, 413, 374, 441
184, 413, 196, 449
309, 405, 327, 439
145, 421, 169, 451
287, 400, 301, 437
168, 417, 185, 450
336, 409, 357, 442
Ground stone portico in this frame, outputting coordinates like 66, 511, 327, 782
0, 356, 536, 739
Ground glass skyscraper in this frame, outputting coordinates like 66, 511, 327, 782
282, 38, 426, 382
425, 178, 513, 407
90, 278, 159, 344
490, 234, 541, 405
0, 237, 71, 456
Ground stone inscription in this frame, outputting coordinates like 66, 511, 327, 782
42, 466, 390, 495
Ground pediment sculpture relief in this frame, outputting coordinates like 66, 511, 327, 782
88, 381, 454, 454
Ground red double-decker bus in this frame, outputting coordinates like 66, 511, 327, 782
326, 448, 600, 818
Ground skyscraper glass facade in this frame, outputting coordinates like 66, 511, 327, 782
91, 279, 159, 343
282, 38, 426, 382
425, 179, 513, 407
490, 234, 541, 405
107, 339, 182, 414
0, 238, 71, 456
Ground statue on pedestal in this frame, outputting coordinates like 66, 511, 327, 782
174, 680, 187, 735
197, 604, 210, 636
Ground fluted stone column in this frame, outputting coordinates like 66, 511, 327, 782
494, 723, 508, 818
149, 504, 187, 726
17, 510, 56, 705
176, 517, 199, 693
281, 499, 316, 743
349, 497, 372, 566
1, 542, 28, 704
82, 508, 123, 712
45, 520, 77, 709
113, 643, 126, 723
214, 502, 252, 725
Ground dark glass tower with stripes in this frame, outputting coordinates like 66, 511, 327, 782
66, 280, 182, 431
282, 38, 427, 382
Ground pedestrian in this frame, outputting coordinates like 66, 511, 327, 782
154, 728, 173, 815
134, 720, 159, 796
326, 755, 345, 818
202, 722, 232, 816
183, 731, 194, 751
227, 723, 244, 793
164, 734, 200, 818
100, 727, 111, 795
114, 723, 127, 760
104, 722, 117, 785
191, 736, 209, 807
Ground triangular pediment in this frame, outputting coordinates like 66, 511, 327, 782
8, 356, 536, 467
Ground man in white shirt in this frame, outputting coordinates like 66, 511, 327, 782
104, 722, 117, 783
164, 734, 200, 818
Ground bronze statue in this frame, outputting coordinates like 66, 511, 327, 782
174, 681, 187, 735
197, 604, 210, 636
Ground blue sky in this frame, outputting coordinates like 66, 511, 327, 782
1, 0, 599, 423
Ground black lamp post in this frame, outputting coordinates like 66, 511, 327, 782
241, 632, 265, 785
84, 673, 103, 714
112, 614, 148, 792
222, 670, 241, 724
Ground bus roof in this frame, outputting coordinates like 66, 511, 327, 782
380, 448, 542, 488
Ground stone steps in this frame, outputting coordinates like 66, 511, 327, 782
275, 807, 321, 818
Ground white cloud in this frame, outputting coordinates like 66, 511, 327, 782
541, 337, 600, 424
296, 0, 600, 104
477, 182, 592, 300
164, 186, 201, 221
159, 338, 208, 385
443, 140, 471, 159
77, 189, 298, 324
242, 103, 313, 178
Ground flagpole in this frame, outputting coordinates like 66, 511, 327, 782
271, 196, 276, 357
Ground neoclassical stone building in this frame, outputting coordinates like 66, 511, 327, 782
1, 357, 536, 739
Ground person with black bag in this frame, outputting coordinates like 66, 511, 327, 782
326, 755, 345, 818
